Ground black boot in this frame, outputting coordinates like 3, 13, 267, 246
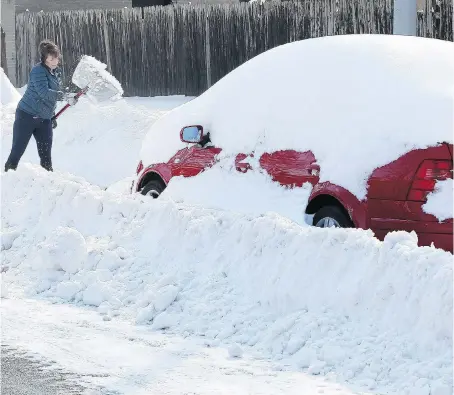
4, 161, 17, 172
41, 162, 53, 172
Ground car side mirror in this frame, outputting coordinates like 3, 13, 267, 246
180, 125, 203, 144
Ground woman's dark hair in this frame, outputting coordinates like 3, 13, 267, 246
39, 40, 60, 63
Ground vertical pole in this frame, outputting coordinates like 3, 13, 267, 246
1, 0, 17, 85
393, 0, 417, 35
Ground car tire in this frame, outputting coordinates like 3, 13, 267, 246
140, 179, 166, 198
313, 205, 353, 228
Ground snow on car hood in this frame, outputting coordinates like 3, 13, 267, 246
139, 34, 454, 200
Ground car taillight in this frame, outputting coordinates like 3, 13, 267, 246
136, 160, 144, 175
415, 160, 451, 179
408, 159, 453, 202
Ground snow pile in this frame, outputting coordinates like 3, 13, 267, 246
2, 165, 452, 395
228, 344, 243, 359
72, 55, 124, 103
0, 67, 21, 106
2, 299, 368, 395
423, 179, 453, 222
0, 69, 21, 140
16, 84, 27, 95
161, 160, 312, 225
140, 35, 454, 200
1, 96, 192, 186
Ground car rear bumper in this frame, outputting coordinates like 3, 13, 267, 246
371, 218, 453, 253
417, 232, 453, 253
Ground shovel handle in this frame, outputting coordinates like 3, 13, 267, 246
52, 87, 88, 121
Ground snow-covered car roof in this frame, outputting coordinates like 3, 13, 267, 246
140, 34, 454, 200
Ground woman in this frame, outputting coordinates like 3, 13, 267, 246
4, 40, 77, 172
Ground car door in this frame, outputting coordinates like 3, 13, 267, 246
259, 150, 320, 187
172, 145, 222, 178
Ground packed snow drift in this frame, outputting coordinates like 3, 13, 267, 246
2, 165, 452, 395
0, 67, 21, 107
2, 299, 368, 395
140, 35, 454, 200
160, 160, 313, 224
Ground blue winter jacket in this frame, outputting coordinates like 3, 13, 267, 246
18, 63, 64, 120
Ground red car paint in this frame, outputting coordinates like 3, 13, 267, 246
309, 182, 368, 229
135, 137, 453, 253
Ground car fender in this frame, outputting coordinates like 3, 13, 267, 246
309, 182, 368, 229
136, 164, 172, 192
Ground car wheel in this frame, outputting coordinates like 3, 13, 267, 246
313, 205, 353, 228
140, 179, 166, 198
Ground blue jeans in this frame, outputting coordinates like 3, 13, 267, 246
5, 108, 53, 172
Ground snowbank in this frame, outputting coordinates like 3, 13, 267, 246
1, 69, 21, 141
2, 299, 369, 395
161, 160, 312, 224
140, 35, 454, 200
16, 85, 27, 95
2, 165, 452, 395
0, 67, 21, 106
423, 179, 453, 222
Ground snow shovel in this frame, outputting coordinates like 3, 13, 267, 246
52, 55, 124, 121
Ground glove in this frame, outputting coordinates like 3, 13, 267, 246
52, 118, 57, 129
64, 92, 79, 106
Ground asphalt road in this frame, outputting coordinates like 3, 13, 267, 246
1, 345, 98, 395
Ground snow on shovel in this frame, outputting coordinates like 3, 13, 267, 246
53, 55, 124, 121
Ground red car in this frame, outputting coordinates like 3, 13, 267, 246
133, 126, 453, 253
132, 35, 453, 253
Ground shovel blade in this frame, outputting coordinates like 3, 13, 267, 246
72, 56, 123, 103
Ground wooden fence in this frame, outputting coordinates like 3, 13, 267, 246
417, 0, 453, 40
15, 0, 452, 96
